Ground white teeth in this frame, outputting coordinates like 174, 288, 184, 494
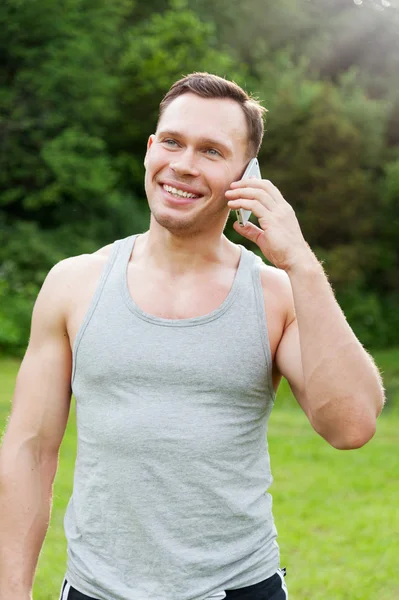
163, 184, 198, 199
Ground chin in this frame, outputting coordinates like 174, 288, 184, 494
152, 209, 204, 236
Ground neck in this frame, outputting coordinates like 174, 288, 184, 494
135, 218, 237, 276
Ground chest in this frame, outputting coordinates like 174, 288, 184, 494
126, 266, 234, 320
73, 317, 273, 462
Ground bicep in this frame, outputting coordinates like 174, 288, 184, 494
3, 266, 73, 459
275, 317, 308, 414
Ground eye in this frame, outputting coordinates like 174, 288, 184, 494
205, 148, 221, 157
162, 138, 179, 147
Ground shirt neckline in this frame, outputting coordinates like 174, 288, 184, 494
121, 235, 247, 327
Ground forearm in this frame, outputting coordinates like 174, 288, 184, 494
0, 444, 56, 598
287, 251, 384, 445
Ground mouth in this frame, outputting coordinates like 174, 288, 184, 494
160, 183, 203, 205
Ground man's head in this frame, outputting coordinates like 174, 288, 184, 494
144, 73, 267, 236
157, 72, 267, 159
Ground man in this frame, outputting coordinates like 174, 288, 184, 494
0, 72, 384, 600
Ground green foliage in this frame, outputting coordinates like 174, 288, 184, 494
1, 0, 130, 207
1, 0, 399, 353
244, 59, 397, 348
0, 0, 248, 353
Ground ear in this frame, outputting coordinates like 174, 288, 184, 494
144, 134, 155, 168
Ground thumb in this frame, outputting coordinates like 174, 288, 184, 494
233, 220, 264, 247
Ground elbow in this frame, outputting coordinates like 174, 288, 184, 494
329, 423, 376, 450
310, 399, 378, 450
322, 419, 377, 450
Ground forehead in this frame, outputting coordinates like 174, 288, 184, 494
157, 93, 248, 153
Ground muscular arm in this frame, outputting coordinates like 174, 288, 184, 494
227, 176, 384, 449
0, 262, 73, 598
272, 255, 385, 449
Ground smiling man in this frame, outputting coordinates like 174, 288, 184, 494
0, 73, 385, 600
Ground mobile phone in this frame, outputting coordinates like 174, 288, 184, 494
235, 157, 262, 226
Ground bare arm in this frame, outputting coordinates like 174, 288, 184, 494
226, 177, 385, 450
0, 262, 73, 598
275, 255, 385, 449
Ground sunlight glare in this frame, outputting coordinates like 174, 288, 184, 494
353, 0, 395, 6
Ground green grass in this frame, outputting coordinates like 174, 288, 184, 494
1, 350, 399, 599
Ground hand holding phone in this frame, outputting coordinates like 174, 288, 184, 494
235, 158, 262, 226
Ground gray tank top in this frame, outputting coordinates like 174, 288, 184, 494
65, 234, 280, 600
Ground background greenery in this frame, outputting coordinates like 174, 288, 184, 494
1, 353, 398, 600
1, 0, 399, 353
2, 3, 398, 596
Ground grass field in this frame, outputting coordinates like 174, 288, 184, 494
1, 350, 399, 600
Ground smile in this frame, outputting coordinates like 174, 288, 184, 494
162, 184, 200, 199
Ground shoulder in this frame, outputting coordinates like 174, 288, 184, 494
257, 259, 295, 328
47, 242, 115, 282
36, 242, 116, 318
242, 249, 295, 359
242, 246, 292, 303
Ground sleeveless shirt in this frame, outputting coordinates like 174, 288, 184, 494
65, 234, 280, 600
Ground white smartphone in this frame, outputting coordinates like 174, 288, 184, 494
235, 157, 262, 226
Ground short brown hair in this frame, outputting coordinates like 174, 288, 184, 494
157, 72, 267, 158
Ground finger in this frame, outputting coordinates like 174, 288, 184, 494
231, 178, 276, 190
230, 178, 285, 203
232, 220, 265, 246
226, 188, 275, 210
227, 198, 271, 217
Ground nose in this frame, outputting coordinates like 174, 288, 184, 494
170, 149, 200, 177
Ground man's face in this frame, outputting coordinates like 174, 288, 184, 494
144, 93, 250, 235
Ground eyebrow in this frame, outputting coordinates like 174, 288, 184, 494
157, 129, 233, 155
